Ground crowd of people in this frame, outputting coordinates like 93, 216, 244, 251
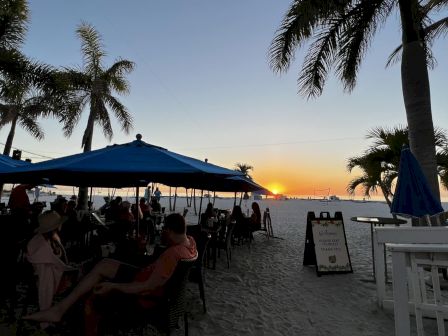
2, 184, 267, 335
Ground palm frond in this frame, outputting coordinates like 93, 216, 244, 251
18, 113, 44, 140
95, 101, 113, 140
298, 16, 347, 98
385, 45, 402, 68
0, 0, 29, 49
269, 0, 351, 74
103, 95, 133, 134
335, 0, 393, 92
76, 22, 106, 75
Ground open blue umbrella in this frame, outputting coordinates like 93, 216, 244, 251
0, 134, 243, 187
391, 147, 444, 219
0, 154, 30, 172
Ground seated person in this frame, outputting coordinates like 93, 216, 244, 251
150, 196, 161, 213
139, 197, 151, 217
24, 213, 198, 336
250, 202, 262, 231
200, 202, 217, 227
26, 211, 77, 328
105, 197, 122, 222
59, 200, 81, 244
230, 205, 249, 241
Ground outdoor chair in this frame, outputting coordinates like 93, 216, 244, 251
189, 231, 211, 313
217, 221, 236, 268
102, 259, 196, 336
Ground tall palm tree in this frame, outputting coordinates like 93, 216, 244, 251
235, 163, 254, 180
62, 23, 134, 208
269, 0, 448, 203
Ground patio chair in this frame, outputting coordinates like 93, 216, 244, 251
189, 231, 211, 313
217, 221, 236, 268
102, 259, 195, 336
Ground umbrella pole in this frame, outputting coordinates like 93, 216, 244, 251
136, 186, 140, 238
185, 188, 190, 207
234, 192, 237, 207
193, 189, 197, 215
239, 192, 243, 206
173, 187, 177, 211
213, 191, 216, 206
169, 187, 172, 212
198, 190, 203, 225
89, 187, 93, 210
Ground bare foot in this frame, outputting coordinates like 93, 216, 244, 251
23, 308, 62, 323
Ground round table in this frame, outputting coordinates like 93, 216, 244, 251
350, 216, 407, 280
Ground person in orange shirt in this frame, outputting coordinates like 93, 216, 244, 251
24, 213, 198, 335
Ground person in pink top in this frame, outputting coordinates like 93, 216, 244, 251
24, 213, 198, 336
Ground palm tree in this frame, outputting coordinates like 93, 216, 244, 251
0, 0, 29, 78
269, 0, 448, 203
235, 163, 254, 180
347, 126, 448, 208
0, 78, 48, 156
347, 152, 394, 207
61, 23, 134, 208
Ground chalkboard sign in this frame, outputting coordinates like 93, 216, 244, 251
303, 211, 353, 276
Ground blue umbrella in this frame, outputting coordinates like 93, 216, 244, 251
0, 134, 243, 187
0, 154, 30, 172
391, 147, 444, 218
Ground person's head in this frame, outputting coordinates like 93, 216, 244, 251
205, 203, 214, 216
115, 196, 123, 204
161, 213, 186, 245
67, 200, 76, 210
140, 197, 146, 204
36, 210, 64, 238
252, 202, 261, 215
231, 205, 243, 218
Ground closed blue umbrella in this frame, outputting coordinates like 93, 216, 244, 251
0, 134, 242, 187
391, 147, 444, 218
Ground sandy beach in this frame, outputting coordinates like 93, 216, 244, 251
1, 196, 445, 335
180, 197, 443, 336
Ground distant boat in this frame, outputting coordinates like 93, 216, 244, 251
329, 195, 340, 201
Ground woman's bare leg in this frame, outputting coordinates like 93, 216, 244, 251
24, 258, 121, 323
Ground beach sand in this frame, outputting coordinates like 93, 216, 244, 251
1, 195, 445, 335
180, 198, 443, 336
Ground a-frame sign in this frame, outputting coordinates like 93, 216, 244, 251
303, 211, 353, 276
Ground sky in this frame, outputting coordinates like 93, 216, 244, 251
2, 1, 448, 199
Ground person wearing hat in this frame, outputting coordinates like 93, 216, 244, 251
27, 210, 73, 328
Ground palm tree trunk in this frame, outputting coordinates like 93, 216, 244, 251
3, 114, 19, 156
0, 115, 19, 198
399, 0, 440, 209
77, 112, 95, 209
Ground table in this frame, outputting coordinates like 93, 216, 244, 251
351, 216, 407, 280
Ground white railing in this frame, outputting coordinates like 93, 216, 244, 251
388, 243, 448, 336
373, 227, 448, 309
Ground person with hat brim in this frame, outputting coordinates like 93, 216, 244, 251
26, 210, 74, 328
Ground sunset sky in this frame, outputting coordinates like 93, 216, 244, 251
2, 1, 448, 199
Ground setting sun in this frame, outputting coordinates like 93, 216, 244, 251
266, 183, 284, 195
